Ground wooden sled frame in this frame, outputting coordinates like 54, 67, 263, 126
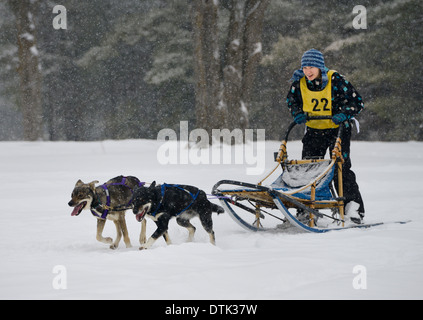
212, 117, 347, 232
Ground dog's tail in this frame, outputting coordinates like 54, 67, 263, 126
212, 203, 225, 215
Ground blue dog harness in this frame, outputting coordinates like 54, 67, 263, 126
150, 184, 201, 218
91, 176, 145, 220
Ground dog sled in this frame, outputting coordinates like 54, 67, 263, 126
212, 117, 407, 233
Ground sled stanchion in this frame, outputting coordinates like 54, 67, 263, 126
337, 160, 345, 227
310, 182, 316, 228
255, 205, 262, 228
332, 127, 345, 227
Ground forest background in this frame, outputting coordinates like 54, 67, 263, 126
0, 0, 422, 142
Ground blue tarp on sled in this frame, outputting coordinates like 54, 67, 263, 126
270, 159, 335, 201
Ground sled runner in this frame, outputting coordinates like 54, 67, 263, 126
212, 117, 408, 233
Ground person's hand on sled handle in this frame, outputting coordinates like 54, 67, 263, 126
332, 113, 348, 125
294, 112, 307, 124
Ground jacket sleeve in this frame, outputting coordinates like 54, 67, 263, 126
286, 80, 303, 117
331, 72, 364, 117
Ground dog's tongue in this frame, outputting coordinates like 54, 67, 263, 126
136, 210, 146, 222
71, 203, 84, 216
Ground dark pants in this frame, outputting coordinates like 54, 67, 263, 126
302, 125, 365, 214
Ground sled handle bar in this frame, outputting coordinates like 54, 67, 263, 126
276, 116, 345, 163
284, 116, 346, 141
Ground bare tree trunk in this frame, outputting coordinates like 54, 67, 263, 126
191, 0, 269, 141
241, 0, 269, 126
8, 0, 43, 141
222, 0, 244, 130
191, 0, 226, 136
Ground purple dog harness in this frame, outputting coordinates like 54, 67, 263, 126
91, 176, 145, 219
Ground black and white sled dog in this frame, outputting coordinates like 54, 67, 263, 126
68, 176, 147, 250
131, 182, 224, 250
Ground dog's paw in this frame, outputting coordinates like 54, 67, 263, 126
109, 244, 118, 250
104, 237, 113, 244
139, 237, 154, 250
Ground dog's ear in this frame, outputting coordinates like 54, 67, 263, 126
75, 179, 84, 187
150, 181, 156, 188
88, 180, 99, 190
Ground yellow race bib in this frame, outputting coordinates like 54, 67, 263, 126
300, 70, 338, 129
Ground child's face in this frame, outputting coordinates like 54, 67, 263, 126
303, 66, 321, 81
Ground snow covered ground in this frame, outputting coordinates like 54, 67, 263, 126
1, 138, 422, 300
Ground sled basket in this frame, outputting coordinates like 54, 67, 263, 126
271, 159, 335, 201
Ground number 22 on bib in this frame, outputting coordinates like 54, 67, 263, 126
300, 70, 338, 129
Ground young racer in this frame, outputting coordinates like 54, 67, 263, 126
286, 49, 365, 223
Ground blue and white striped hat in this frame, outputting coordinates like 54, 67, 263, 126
291, 48, 329, 88
301, 49, 325, 69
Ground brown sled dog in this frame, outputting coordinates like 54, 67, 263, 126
68, 176, 147, 249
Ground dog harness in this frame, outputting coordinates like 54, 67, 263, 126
91, 176, 145, 219
150, 184, 201, 218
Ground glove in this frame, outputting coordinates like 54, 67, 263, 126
332, 113, 347, 125
294, 113, 307, 124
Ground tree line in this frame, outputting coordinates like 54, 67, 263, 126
0, 0, 421, 141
